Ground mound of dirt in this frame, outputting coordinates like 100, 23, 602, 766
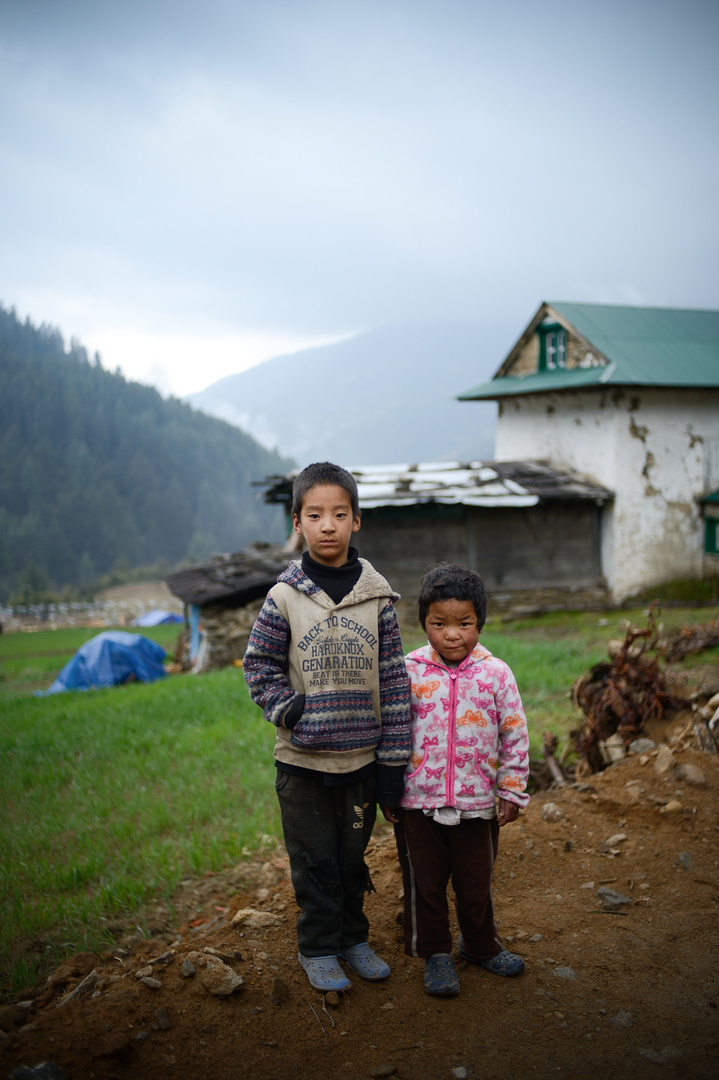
2, 747, 717, 1080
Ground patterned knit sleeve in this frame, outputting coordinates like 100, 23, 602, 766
495, 662, 530, 807
375, 600, 412, 765
243, 595, 301, 727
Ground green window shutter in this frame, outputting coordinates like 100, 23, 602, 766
538, 325, 567, 372
705, 517, 719, 555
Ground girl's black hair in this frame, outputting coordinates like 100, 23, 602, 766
417, 563, 487, 631
292, 462, 360, 519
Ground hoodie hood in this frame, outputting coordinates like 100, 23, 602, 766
277, 558, 399, 609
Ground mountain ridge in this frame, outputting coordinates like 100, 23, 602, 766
187, 322, 512, 466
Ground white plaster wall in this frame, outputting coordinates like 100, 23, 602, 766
493, 388, 719, 601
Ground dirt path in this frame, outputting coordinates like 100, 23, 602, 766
2, 747, 718, 1080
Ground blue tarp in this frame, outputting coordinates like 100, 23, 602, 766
44, 631, 167, 694
132, 609, 184, 627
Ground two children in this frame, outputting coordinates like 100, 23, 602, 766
245, 461, 529, 998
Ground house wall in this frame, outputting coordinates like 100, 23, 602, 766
493, 387, 719, 601
356, 502, 603, 603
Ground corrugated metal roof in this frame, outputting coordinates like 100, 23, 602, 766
459, 302, 719, 399
260, 461, 612, 511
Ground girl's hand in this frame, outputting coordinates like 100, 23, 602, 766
497, 798, 518, 827
380, 805, 400, 824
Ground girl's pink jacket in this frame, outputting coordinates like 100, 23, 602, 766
400, 643, 530, 813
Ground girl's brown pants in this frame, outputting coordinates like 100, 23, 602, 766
394, 808, 501, 959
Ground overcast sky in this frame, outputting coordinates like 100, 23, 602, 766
1, 0, 717, 396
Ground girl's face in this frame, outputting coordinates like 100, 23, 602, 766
425, 599, 480, 663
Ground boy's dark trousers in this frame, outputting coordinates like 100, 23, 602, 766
275, 769, 377, 957
394, 808, 501, 959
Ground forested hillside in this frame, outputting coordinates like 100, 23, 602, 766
0, 306, 291, 601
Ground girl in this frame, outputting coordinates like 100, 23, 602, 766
389, 564, 529, 997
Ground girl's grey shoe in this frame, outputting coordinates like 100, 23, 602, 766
458, 936, 525, 976
424, 953, 459, 997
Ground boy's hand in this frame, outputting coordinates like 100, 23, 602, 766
380, 805, 399, 824
497, 798, 518, 827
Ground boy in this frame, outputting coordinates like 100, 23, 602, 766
244, 462, 411, 992
392, 563, 529, 997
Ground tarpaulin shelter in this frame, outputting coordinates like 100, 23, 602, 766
44, 631, 167, 694
132, 609, 183, 627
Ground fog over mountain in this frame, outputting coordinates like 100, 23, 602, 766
187, 323, 513, 467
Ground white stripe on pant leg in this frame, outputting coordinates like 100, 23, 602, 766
405, 844, 420, 957
487, 820, 502, 951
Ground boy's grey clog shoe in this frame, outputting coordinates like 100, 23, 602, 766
298, 953, 352, 991
423, 953, 460, 997
337, 943, 390, 980
458, 936, 525, 976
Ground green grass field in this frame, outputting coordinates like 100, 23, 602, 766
1, 605, 717, 994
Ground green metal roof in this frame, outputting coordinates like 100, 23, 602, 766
458, 302, 719, 400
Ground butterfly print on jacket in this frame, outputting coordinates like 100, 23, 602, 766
418, 783, 442, 797
413, 679, 440, 700
457, 709, 488, 727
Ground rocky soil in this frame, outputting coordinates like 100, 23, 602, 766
1, 743, 718, 1080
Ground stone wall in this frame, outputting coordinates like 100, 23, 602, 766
195, 598, 266, 671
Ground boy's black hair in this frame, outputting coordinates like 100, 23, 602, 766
417, 563, 487, 632
292, 462, 360, 519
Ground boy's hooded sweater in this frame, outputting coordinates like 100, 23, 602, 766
244, 558, 411, 791
402, 643, 529, 813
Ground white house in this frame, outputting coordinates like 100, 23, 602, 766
459, 301, 719, 603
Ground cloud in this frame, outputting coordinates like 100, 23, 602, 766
0, 0, 717, 391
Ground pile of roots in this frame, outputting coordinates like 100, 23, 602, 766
657, 619, 719, 662
571, 605, 687, 777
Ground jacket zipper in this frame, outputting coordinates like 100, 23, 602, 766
446, 668, 458, 804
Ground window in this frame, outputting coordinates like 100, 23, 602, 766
539, 324, 567, 371
705, 517, 719, 555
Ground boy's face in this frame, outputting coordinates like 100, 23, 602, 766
293, 483, 361, 567
425, 599, 480, 664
